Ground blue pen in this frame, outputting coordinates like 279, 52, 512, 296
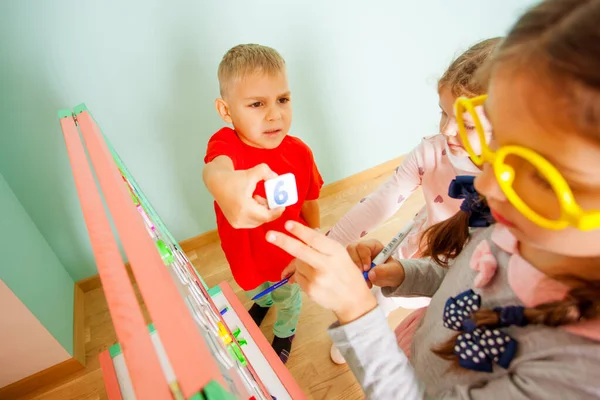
251, 277, 290, 300
363, 220, 415, 280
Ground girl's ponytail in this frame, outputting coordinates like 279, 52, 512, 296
433, 279, 600, 365
419, 176, 494, 267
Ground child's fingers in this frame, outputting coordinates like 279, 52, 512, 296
253, 194, 284, 218
367, 269, 377, 284
357, 245, 374, 271
347, 241, 379, 270
361, 239, 385, 258
281, 261, 297, 283
248, 202, 285, 224
291, 263, 321, 297
267, 207, 286, 222
266, 230, 325, 268
292, 270, 310, 293
248, 163, 278, 183
253, 194, 268, 206
283, 221, 341, 255
368, 259, 404, 287
362, 273, 373, 289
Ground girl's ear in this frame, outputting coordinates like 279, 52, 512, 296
215, 98, 233, 124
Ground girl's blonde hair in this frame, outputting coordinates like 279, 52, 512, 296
438, 37, 503, 98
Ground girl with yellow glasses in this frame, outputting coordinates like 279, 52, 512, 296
456, 94, 600, 232
266, 0, 600, 398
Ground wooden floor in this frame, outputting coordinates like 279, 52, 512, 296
19, 168, 424, 400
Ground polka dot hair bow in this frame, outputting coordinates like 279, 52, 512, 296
447, 176, 494, 228
443, 289, 526, 373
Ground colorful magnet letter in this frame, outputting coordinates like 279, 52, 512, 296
227, 343, 247, 366
156, 240, 175, 264
217, 322, 232, 345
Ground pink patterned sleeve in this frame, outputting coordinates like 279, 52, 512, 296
327, 144, 425, 246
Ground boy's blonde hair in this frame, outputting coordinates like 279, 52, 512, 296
218, 44, 286, 97
438, 37, 503, 98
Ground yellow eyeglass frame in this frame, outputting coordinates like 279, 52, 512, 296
454, 94, 600, 231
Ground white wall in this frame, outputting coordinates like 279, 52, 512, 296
0, 0, 539, 280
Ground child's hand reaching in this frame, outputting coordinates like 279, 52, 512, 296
204, 157, 285, 229
367, 259, 406, 288
268, 221, 377, 325
346, 241, 406, 289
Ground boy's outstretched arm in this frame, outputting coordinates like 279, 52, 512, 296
301, 199, 321, 230
203, 156, 284, 229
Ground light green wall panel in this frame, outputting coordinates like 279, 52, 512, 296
0, 0, 539, 280
0, 171, 74, 355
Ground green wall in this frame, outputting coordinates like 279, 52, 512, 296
0, 0, 539, 281
0, 171, 74, 355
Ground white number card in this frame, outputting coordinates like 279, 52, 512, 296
264, 173, 298, 209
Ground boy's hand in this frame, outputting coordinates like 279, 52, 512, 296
205, 159, 285, 228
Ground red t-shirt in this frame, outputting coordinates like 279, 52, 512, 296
204, 127, 324, 290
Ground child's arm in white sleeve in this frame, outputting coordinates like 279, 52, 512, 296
329, 306, 599, 400
328, 307, 425, 400
327, 147, 424, 246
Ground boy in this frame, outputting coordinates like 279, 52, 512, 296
203, 44, 323, 363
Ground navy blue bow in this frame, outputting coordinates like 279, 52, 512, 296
448, 176, 494, 228
443, 289, 519, 373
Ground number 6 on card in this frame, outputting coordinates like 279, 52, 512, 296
264, 173, 298, 209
